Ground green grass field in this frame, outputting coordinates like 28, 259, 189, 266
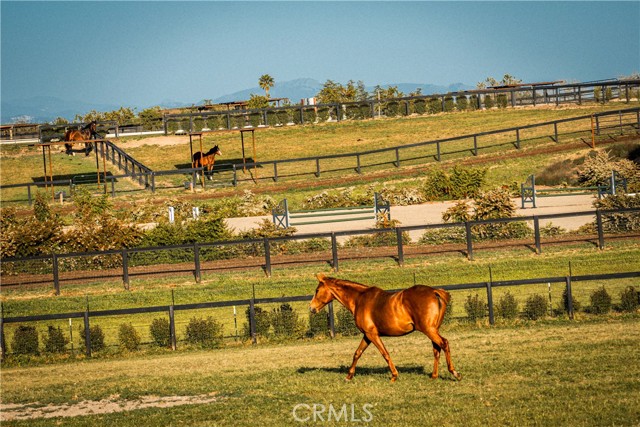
2, 317, 639, 426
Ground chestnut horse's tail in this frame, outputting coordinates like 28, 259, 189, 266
433, 288, 451, 327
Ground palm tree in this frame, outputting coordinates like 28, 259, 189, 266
259, 74, 275, 99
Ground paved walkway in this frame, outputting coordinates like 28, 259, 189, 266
225, 194, 599, 243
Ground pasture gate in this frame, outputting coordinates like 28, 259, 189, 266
272, 193, 390, 229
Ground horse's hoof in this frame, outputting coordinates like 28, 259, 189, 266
390, 377, 397, 383
453, 371, 462, 381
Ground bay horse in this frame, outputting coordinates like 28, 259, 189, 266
310, 273, 461, 382
192, 145, 221, 180
64, 121, 97, 156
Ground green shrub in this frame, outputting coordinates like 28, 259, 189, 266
44, 326, 68, 353
619, 286, 639, 312
468, 94, 479, 111
523, 294, 548, 320
422, 166, 486, 201
150, 318, 171, 347
456, 94, 468, 110
418, 226, 466, 245
12, 325, 39, 355
561, 286, 581, 313
497, 93, 508, 108
244, 306, 271, 337
484, 94, 495, 109
496, 292, 519, 319
442, 300, 454, 324
464, 294, 486, 322
307, 311, 329, 338
118, 323, 141, 351
427, 97, 441, 114
335, 307, 360, 336
386, 101, 400, 117
443, 96, 455, 112
589, 286, 612, 314
414, 99, 426, 115
81, 324, 105, 352
271, 303, 301, 337
185, 316, 223, 348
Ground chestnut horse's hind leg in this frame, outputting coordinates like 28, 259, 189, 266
425, 328, 461, 381
346, 336, 370, 381
431, 342, 441, 379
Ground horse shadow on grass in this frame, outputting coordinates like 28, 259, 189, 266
297, 365, 459, 381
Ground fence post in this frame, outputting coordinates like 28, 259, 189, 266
315, 158, 321, 177
249, 298, 257, 345
52, 254, 60, 295
263, 237, 272, 277
436, 141, 441, 161
122, 249, 129, 290
553, 122, 558, 143
232, 164, 238, 187
395, 148, 400, 167
273, 162, 278, 182
327, 301, 336, 338
533, 216, 541, 254
465, 222, 474, 261
356, 154, 361, 173
396, 227, 404, 267
83, 307, 91, 357
331, 233, 339, 272
194, 243, 201, 283
486, 281, 495, 326
596, 210, 605, 250
473, 135, 478, 156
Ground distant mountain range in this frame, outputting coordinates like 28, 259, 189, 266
1, 78, 473, 124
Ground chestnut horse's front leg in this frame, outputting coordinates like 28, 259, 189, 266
346, 336, 370, 381
368, 333, 399, 382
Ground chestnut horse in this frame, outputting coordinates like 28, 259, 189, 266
192, 145, 221, 180
64, 121, 97, 156
310, 273, 461, 382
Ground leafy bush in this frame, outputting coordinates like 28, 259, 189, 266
496, 292, 519, 319
464, 294, 486, 322
414, 99, 426, 115
335, 307, 360, 336
443, 96, 455, 112
12, 325, 39, 355
589, 286, 612, 314
561, 286, 581, 314
427, 97, 441, 114
523, 294, 548, 320
418, 226, 466, 245
185, 316, 224, 348
619, 286, 639, 312
150, 318, 171, 347
593, 195, 640, 232
81, 324, 105, 352
244, 306, 271, 337
456, 94, 468, 110
271, 303, 301, 337
484, 95, 495, 109
44, 326, 68, 353
468, 94, 479, 111
307, 311, 329, 338
118, 323, 141, 351
422, 166, 486, 201
497, 94, 508, 108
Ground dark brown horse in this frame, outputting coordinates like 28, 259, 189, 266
64, 121, 97, 156
310, 273, 461, 382
192, 145, 221, 179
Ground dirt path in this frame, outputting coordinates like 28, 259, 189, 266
0, 393, 222, 421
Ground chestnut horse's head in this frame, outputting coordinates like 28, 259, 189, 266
310, 273, 334, 314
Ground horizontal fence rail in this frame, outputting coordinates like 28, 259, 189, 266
1, 269, 637, 356
1, 207, 638, 294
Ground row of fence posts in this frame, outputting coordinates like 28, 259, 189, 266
1, 262, 581, 359
45, 213, 611, 295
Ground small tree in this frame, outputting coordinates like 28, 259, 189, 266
589, 286, 612, 314
185, 316, 224, 348
81, 324, 105, 352
150, 318, 171, 347
259, 74, 275, 99
464, 294, 486, 322
523, 294, 548, 320
619, 286, 639, 312
496, 292, 519, 319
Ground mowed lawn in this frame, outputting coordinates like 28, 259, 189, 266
2, 317, 639, 426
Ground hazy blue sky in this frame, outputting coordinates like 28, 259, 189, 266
2, 1, 639, 109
